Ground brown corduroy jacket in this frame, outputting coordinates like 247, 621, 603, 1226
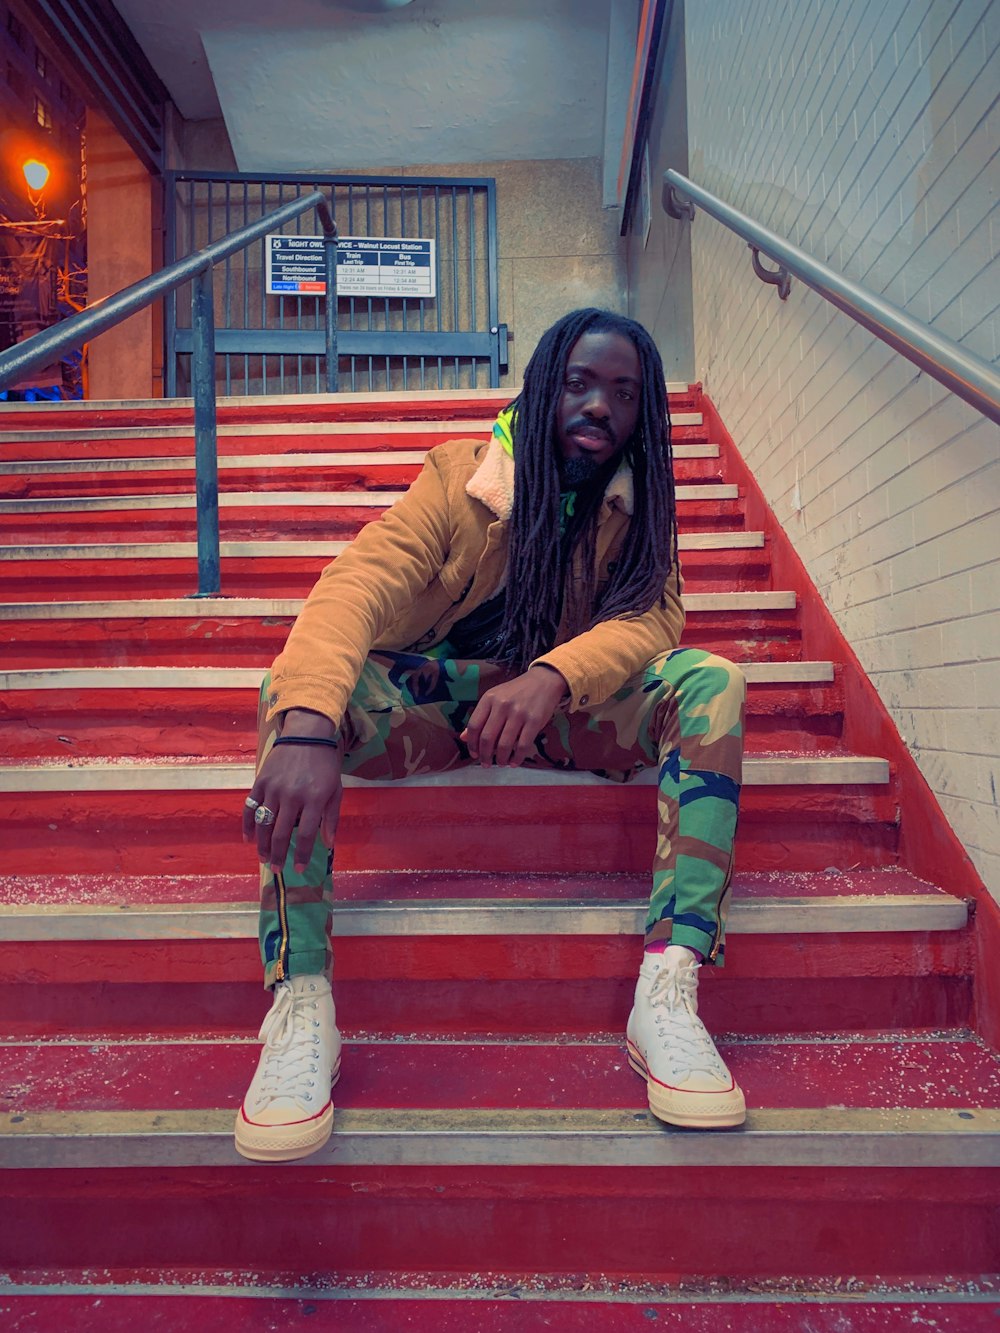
266, 436, 685, 728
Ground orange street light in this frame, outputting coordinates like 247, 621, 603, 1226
22, 159, 50, 192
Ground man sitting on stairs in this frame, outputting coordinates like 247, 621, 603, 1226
235, 307, 748, 1162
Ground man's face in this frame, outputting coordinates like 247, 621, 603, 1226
556, 330, 642, 480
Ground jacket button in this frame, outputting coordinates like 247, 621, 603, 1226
580, 694, 589, 705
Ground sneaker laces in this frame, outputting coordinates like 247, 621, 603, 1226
255, 984, 325, 1104
647, 964, 728, 1079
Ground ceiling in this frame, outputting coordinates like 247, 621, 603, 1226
111, 0, 619, 173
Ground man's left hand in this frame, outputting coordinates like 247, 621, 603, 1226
461, 665, 569, 768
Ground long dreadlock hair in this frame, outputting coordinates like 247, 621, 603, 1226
489, 308, 678, 674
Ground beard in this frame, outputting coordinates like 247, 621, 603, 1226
559, 453, 606, 488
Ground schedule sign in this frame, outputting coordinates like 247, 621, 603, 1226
266, 235, 436, 298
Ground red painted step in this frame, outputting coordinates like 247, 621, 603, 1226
3, 1160, 996, 1288
8, 1034, 1000, 1114
0, 933, 970, 1040
0, 866, 950, 908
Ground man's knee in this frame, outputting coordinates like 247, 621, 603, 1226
645, 648, 745, 697
701, 653, 746, 702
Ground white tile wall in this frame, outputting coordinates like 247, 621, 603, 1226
683, 0, 1000, 899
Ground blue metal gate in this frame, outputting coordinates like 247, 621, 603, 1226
164, 171, 507, 395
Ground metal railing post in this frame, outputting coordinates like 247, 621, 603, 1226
323, 227, 339, 393
191, 264, 221, 596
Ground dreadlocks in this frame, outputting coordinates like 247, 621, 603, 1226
489, 308, 678, 674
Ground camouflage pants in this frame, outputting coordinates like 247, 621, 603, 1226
257, 647, 745, 986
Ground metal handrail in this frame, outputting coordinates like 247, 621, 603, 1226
663, 168, 1000, 428
0, 190, 339, 595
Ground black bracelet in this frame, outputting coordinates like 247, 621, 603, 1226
272, 735, 339, 750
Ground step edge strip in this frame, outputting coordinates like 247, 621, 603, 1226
0, 661, 835, 689
4, 1106, 999, 1170
0, 755, 892, 790
0, 443, 721, 472
0, 895, 968, 941
0, 591, 794, 619
0, 414, 707, 443
0, 481, 736, 513
0, 530, 765, 561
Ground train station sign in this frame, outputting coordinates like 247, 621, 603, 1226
265, 235, 436, 298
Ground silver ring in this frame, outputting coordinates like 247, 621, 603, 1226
254, 805, 276, 826
244, 796, 260, 811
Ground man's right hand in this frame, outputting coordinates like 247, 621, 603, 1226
242, 709, 344, 874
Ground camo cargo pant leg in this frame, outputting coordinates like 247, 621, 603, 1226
255, 653, 504, 987
256, 646, 744, 985
525, 648, 745, 964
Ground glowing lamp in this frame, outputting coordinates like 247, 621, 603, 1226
22, 159, 50, 192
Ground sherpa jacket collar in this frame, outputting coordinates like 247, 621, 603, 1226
464, 437, 635, 521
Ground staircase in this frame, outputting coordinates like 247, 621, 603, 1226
1, 386, 998, 1329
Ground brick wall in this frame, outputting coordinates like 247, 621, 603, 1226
680, 0, 1000, 897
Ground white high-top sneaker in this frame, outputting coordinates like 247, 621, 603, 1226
235, 973, 342, 1161
626, 946, 745, 1129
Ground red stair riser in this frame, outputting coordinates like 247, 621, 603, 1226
0, 548, 772, 604
0, 684, 844, 760
0, 973, 972, 1040
0, 499, 745, 545
2, 467, 418, 500
0, 396, 511, 432
0, 616, 801, 671
975, 889, 1000, 1049
0, 419, 706, 468
2, 1297, 999, 1333
0, 932, 972, 986
0, 933, 974, 1040
1, 788, 900, 876
2, 393, 701, 434
0, 458, 720, 501
3, 1166, 997, 1280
